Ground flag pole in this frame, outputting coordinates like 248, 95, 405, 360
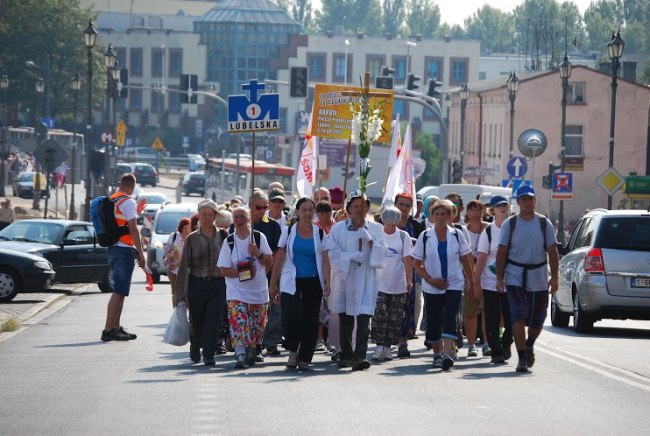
250, 131, 256, 245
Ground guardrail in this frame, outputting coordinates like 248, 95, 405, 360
117, 156, 205, 172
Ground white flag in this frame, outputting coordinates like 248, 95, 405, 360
296, 108, 318, 198
384, 122, 416, 215
387, 114, 401, 170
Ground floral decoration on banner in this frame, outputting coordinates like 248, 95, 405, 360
350, 81, 386, 194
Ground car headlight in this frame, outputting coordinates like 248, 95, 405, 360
150, 239, 164, 250
34, 260, 52, 270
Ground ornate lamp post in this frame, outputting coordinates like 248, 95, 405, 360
69, 73, 81, 220
506, 71, 519, 160
34, 78, 45, 211
558, 54, 573, 245
459, 83, 469, 174
606, 30, 625, 209
83, 20, 97, 220
103, 44, 117, 196
0, 75, 9, 197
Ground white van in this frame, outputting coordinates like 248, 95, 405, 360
437, 184, 519, 215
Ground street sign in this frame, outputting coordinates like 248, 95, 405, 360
551, 172, 574, 200
511, 179, 532, 198
34, 138, 69, 172
596, 167, 625, 196
125, 138, 133, 147
507, 156, 528, 178
264, 149, 274, 161
502, 178, 513, 188
228, 79, 280, 133
101, 132, 113, 144
517, 129, 547, 158
116, 120, 127, 147
625, 175, 650, 198
152, 137, 165, 150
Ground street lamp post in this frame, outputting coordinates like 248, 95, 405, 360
444, 93, 452, 183
25, 60, 50, 121
607, 30, 625, 209
0, 75, 9, 197
507, 72, 519, 160
459, 83, 469, 175
103, 44, 117, 196
34, 78, 45, 211
83, 20, 97, 221
344, 39, 350, 86
70, 73, 81, 220
558, 54, 573, 245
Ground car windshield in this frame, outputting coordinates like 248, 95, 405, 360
155, 212, 193, 235
19, 173, 33, 182
190, 174, 205, 180
141, 194, 166, 204
0, 221, 64, 244
595, 216, 650, 251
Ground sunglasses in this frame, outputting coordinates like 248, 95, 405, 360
254, 205, 268, 210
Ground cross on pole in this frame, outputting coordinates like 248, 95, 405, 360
241, 79, 265, 104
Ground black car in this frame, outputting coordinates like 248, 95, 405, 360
131, 162, 159, 187
182, 172, 205, 196
0, 219, 112, 293
0, 248, 56, 302
12, 171, 50, 199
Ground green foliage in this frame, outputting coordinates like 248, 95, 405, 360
315, 0, 382, 35
0, 0, 100, 123
1, 318, 20, 333
276, 0, 314, 33
584, 0, 625, 54
416, 131, 440, 188
383, 0, 406, 36
464, 6, 514, 54
405, 0, 440, 38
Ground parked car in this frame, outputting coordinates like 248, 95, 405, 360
112, 162, 134, 186
131, 162, 159, 187
136, 191, 169, 227
0, 219, 112, 292
142, 203, 197, 283
12, 172, 50, 199
0, 248, 56, 302
182, 171, 205, 196
552, 208, 650, 332
178, 153, 206, 171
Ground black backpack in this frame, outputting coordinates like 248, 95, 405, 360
226, 230, 262, 252
90, 195, 129, 247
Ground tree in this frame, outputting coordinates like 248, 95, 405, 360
0, 0, 100, 126
404, 0, 440, 38
315, 0, 382, 35
383, 0, 406, 36
464, 6, 514, 54
416, 131, 440, 188
583, 0, 624, 54
292, 0, 315, 33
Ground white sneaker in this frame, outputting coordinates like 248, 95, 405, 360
371, 346, 384, 361
382, 347, 394, 361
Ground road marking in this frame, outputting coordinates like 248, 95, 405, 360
536, 342, 650, 393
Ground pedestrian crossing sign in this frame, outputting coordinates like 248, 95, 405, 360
152, 137, 165, 150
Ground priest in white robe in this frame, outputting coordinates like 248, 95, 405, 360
326, 190, 386, 371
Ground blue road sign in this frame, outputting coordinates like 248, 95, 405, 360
553, 172, 573, 193
265, 149, 274, 161
507, 156, 528, 178
502, 178, 511, 188
511, 179, 532, 198
228, 79, 280, 133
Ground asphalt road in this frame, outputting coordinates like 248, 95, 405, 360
1, 267, 649, 435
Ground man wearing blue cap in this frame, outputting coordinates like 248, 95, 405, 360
495, 185, 559, 373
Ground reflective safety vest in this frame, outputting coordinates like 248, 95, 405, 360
110, 191, 133, 246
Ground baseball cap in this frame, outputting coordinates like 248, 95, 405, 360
346, 189, 367, 208
515, 184, 536, 198
479, 192, 492, 205
269, 188, 286, 202
490, 195, 509, 207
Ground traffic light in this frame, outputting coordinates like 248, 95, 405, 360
375, 75, 394, 89
545, 162, 561, 190
407, 73, 421, 91
542, 175, 551, 189
119, 68, 128, 98
452, 160, 463, 183
180, 74, 198, 103
341, 169, 355, 179
290, 66, 308, 98
381, 66, 396, 76
427, 79, 442, 99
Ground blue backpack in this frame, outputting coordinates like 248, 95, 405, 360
90, 195, 129, 247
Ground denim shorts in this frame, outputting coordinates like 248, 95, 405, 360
506, 285, 549, 328
107, 246, 137, 297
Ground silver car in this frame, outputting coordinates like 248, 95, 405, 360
552, 208, 650, 332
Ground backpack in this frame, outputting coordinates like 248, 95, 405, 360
287, 223, 325, 242
505, 213, 547, 253
227, 230, 262, 253
90, 195, 129, 247
422, 227, 459, 259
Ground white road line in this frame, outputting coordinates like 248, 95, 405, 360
536, 343, 650, 393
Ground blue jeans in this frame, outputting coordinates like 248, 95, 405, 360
107, 246, 136, 296
424, 291, 463, 343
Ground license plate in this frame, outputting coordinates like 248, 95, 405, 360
631, 277, 650, 288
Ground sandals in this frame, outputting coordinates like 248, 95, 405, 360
298, 361, 311, 370
286, 351, 298, 368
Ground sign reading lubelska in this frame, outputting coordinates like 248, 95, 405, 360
228, 80, 280, 133
311, 83, 394, 144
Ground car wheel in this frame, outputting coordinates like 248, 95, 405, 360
0, 267, 20, 302
152, 272, 160, 284
573, 293, 594, 333
151, 181, 156, 187
184, 189, 190, 196
98, 270, 113, 293
550, 294, 570, 327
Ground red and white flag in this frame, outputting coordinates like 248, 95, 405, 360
296, 107, 318, 198
387, 113, 402, 170
384, 122, 416, 215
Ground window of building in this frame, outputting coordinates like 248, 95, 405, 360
130, 87, 142, 110
130, 48, 143, 77
393, 99, 408, 119
307, 53, 326, 81
366, 55, 385, 79
169, 89, 181, 112
392, 56, 407, 82
568, 82, 585, 104
450, 58, 468, 84
151, 49, 163, 77
151, 92, 165, 114
115, 47, 126, 70
425, 57, 443, 82
564, 125, 584, 157
332, 53, 351, 83
168, 49, 182, 78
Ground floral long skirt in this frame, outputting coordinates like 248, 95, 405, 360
371, 292, 405, 346
227, 299, 268, 348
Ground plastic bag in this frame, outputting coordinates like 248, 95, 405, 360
163, 303, 190, 346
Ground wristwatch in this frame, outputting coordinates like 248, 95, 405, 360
258, 254, 264, 260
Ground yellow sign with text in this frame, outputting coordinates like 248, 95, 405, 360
152, 137, 165, 150
312, 83, 394, 144
116, 120, 127, 147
